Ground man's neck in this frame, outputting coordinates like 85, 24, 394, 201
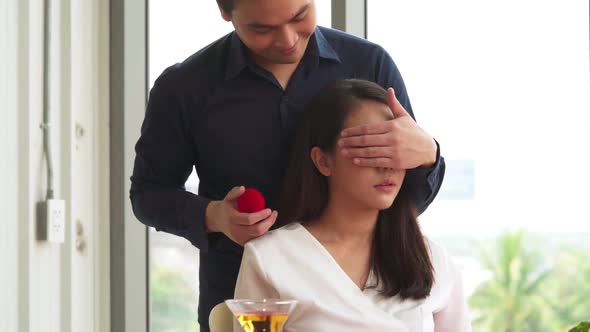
268, 62, 300, 90
252, 57, 300, 90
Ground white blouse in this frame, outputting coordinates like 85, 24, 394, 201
234, 223, 472, 332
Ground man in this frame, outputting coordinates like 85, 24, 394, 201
130, 0, 445, 330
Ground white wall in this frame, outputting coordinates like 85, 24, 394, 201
0, 0, 110, 331
0, 0, 20, 330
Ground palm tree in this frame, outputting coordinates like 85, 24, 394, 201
549, 249, 590, 330
469, 231, 561, 331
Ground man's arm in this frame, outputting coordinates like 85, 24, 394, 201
375, 46, 446, 214
377, 48, 445, 214
404, 140, 445, 215
130, 80, 211, 251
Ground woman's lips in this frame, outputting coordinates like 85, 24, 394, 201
375, 180, 396, 193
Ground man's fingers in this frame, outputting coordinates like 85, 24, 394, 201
341, 146, 391, 159
233, 208, 272, 226
224, 186, 245, 201
242, 211, 278, 237
352, 157, 397, 168
387, 88, 397, 113
340, 121, 392, 138
338, 133, 390, 148
388, 88, 409, 119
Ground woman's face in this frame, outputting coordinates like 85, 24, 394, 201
313, 100, 406, 211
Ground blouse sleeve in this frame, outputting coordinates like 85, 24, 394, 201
234, 241, 279, 299
233, 242, 280, 332
433, 258, 472, 332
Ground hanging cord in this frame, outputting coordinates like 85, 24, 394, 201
42, 0, 54, 200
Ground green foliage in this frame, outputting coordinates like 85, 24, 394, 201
548, 249, 590, 330
570, 321, 590, 332
151, 267, 199, 332
469, 231, 590, 332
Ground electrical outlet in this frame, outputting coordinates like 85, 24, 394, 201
46, 199, 66, 243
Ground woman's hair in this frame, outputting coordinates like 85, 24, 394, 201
217, 0, 235, 14
279, 79, 434, 300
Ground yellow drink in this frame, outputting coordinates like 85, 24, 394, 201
235, 312, 289, 332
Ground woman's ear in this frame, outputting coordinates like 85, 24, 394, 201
310, 147, 332, 177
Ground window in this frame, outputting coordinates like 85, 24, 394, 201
368, 1, 590, 330
148, 2, 332, 330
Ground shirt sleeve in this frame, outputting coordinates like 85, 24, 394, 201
406, 141, 445, 215
374, 46, 446, 215
129, 77, 211, 251
433, 258, 472, 332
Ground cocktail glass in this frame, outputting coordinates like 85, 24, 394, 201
225, 299, 298, 332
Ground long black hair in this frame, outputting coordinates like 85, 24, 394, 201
279, 79, 434, 300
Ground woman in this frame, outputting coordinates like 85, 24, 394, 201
234, 79, 471, 331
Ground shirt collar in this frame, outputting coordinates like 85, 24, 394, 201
224, 27, 341, 80
310, 27, 341, 63
225, 32, 249, 80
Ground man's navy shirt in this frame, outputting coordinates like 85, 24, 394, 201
130, 26, 445, 329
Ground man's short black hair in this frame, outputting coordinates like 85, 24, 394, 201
217, 0, 235, 13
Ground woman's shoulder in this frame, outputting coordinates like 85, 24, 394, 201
424, 237, 454, 275
245, 223, 304, 254
423, 237, 462, 304
425, 237, 449, 260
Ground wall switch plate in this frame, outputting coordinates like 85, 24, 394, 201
46, 199, 66, 243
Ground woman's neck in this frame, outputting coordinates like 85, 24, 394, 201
305, 198, 378, 290
307, 199, 379, 246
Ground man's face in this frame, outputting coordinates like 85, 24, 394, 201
222, 0, 317, 65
